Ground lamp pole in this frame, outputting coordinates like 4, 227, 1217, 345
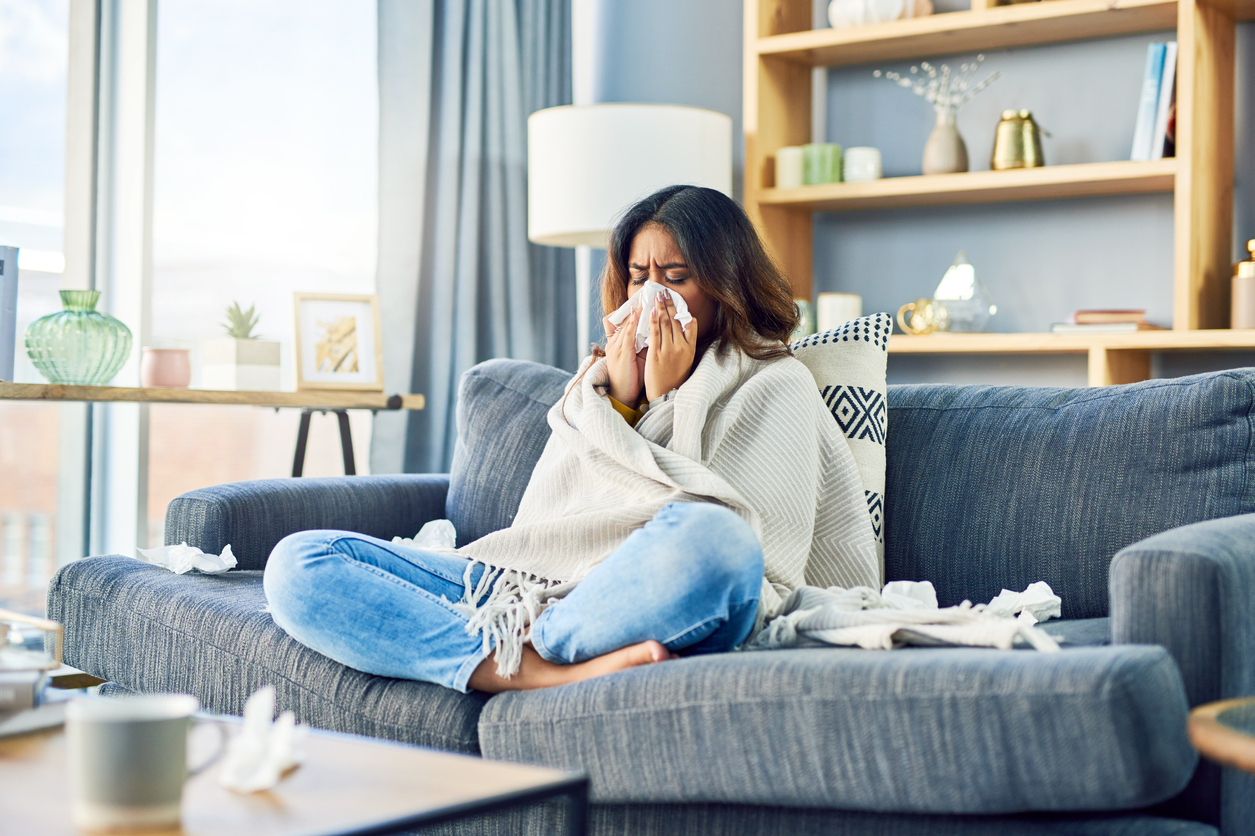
575, 245, 591, 360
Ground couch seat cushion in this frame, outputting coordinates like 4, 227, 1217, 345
47, 557, 490, 753
1045, 617, 1109, 647
478, 645, 1194, 814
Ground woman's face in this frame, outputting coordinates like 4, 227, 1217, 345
626, 224, 717, 340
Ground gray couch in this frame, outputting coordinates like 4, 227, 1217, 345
48, 359, 1255, 835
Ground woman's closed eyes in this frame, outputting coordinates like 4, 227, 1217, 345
630, 274, 690, 286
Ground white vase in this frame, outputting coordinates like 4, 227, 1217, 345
922, 109, 969, 175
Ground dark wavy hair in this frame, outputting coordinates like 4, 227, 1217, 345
598, 185, 799, 362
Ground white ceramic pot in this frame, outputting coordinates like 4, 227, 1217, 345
922, 110, 969, 175
843, 147, 883, 183
201, 338, 281, 391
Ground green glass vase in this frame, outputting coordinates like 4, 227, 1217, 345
25, 290, 132, 385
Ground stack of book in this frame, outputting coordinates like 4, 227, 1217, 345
1051, 310, 1165, 334
1130, 41, 1178, 162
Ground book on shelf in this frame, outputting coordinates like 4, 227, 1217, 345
1053, 323, 1142, 334
1053, 309, 1165, 333
1131, 42, 1166, 161
1130, 42, 1178, 161
1071, 308, 1149, 325
1150, 42, 1178, 161
1052, 322, 1165, 334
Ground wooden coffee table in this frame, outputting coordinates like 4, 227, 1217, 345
1188, 697, 1255, 773
0, 722, 587, 835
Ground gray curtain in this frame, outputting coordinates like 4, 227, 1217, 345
372, 0, 575, 475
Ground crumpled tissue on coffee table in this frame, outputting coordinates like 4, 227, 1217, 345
219, 685, 305, 793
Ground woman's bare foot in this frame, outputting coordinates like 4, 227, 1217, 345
468, 640, 674, 693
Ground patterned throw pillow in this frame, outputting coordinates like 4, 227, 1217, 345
790, 313, 891, 565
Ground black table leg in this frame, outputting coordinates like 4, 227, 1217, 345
335, 409, 356, 475
563, 780, 589, 836
292, 409, 313, 477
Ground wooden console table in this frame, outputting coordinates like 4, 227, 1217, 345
0, 383, 425, 477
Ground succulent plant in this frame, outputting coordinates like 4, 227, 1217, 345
222, 301, 261, 340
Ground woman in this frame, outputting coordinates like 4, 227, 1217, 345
264, 185, 878, 693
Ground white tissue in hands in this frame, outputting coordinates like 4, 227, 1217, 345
218, 685, 305, 793
137, 542, 236, 574
606, 280, 692, 353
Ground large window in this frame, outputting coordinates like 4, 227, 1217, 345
0, 0, 68, 613
147, 0, 379, 545
0, 0, 379, 608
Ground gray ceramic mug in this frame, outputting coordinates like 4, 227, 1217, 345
66, 694, 224, 832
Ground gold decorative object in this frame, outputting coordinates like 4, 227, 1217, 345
992, 109, 1048, 170
897, 298, 946, 335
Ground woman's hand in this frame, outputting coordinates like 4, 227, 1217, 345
603, 305, 643, 406
644, 291, 698, 403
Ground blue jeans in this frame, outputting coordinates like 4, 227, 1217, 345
263, 502, 764, 693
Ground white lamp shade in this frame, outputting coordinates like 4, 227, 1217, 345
527, 104, 733, 248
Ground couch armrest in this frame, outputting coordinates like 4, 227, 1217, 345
164, 475, 450, 571
1111, 513, 1255, 706
1110, 512, 1255, 833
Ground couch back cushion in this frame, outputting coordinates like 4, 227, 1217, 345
884, 370, 1255, 619
447, 358, 572, 545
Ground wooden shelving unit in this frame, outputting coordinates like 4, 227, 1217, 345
759, 159, 1176, 212
744, 0, 1248, 385
756, 0, 1179, 67
891, 330, 1255, 385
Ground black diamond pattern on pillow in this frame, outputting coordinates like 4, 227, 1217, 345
822, 384, 887, 445
791, 311, 892, 352
865, 490, 884, 542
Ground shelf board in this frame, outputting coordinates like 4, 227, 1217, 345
0, 383, 425, 410
756, 0, 1179, 68
888, 330, 1255, 354
758, 159, 1175, 211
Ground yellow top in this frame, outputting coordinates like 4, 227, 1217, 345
608, 395, 645, 427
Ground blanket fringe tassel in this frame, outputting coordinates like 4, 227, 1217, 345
451, 561, 567, 679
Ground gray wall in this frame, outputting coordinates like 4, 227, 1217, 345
591, 0, 1255, 385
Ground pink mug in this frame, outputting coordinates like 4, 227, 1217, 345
140, 348, 191, 388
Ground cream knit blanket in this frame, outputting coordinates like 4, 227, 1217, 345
451, 344, 881, 676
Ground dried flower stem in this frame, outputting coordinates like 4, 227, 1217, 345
873, 55, 1000, 114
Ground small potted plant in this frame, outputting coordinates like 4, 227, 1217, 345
201, 301, 281, 391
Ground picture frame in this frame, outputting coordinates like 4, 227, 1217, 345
293, 293, 384, 391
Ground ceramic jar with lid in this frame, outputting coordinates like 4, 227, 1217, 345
1233, 240, 1255, 329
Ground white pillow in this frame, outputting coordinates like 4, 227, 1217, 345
790, 313, 891, 564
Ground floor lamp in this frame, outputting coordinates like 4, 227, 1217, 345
527, 104, 733, 360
